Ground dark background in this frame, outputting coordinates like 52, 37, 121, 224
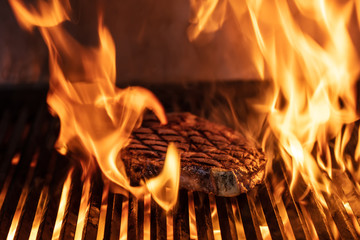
0, 0, 262, 85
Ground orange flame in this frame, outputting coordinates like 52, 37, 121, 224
9, 0, 180, 210
189, 0, 360, 198
187, 0, 227, 41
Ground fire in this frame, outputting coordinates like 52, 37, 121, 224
189, 0, 360, 198
9, 0, 180, 210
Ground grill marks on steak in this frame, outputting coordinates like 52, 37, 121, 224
120, 112, 266, 196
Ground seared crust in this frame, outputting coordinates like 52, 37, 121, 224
120, 112, 266, 196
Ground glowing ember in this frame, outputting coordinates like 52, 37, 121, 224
9, 0, 180, 210
189, 0, 360, 200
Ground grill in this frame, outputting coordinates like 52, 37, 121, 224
1, 84, 360, 239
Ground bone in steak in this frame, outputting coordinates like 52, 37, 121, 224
120, 112, 267, 196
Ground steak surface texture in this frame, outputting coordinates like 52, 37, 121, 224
120, 112, 267, 196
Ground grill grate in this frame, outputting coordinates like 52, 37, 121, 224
1, 87, 360, 239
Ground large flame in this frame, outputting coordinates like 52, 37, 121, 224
9, 0, 180, 209
189, 0, 360, 198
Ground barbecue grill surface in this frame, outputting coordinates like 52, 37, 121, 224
0, 83, 360, 239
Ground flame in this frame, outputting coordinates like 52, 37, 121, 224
9, 0, 180, 210
187, 0, 228, 41
189, 0, 360, 198
145, 143, 180, 212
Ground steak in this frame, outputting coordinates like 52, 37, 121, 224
120, 112, 267, 196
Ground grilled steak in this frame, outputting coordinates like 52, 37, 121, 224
120, 112, 266, 196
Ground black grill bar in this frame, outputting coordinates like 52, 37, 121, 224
272, 160, 310, 239
0, 110, 10, 146
0, 105, 45, 238
0, 108, 28, 192
323, 192, 358, 239
173, 189, 190, 240
137, 197, 145, 240
109, 193, 123, 239
334, 170, 360, 220
193, 191, 214, 240
215, 196, 237, 239
280, 160, 334, 240
62, 168, 82, 239
306, 192, 334, 239
258, 184, 284, 239
151, 196, 166, 240
38, 155, 72, 239
84, 172, 103, 240
16, 129, 58, 240
237, 193, 261, 239
128, 194, 139, 240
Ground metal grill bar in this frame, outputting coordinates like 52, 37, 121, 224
62, 168, 82, 239
237, 193, 261, 239
272, 160, 309, 239
173, 189, 190, 240
84, 173, 103, 240
0, 105, 45, 238
151, 196, 166, 239
0, 108, 28, 192
258, 184, 284, 239
215, 196, 237, 239
18, 117, 59, 240
128, 194, 140, 239
109, 193, 123, 239
193, 191, 214, 240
